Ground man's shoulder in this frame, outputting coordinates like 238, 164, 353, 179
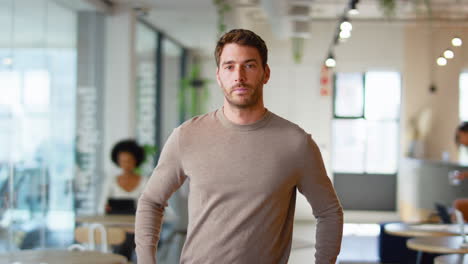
178, 110, 219, 131
270, 111, 308, 137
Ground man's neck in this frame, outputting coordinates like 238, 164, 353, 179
223, 103, 266, 125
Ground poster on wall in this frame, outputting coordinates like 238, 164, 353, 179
320, 65, 332, 96
75, 85, 102, 215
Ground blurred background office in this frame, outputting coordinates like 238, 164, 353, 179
1, 0, 468, 263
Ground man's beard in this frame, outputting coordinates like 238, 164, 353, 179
222, 79, 263, 109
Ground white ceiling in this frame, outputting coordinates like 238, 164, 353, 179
103, 0, 468, 53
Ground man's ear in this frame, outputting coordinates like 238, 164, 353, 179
263, 64, 271, 84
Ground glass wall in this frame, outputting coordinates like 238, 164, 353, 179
0, 0, 77, 250
161, 38, 184, 143
135, 21, 159, 176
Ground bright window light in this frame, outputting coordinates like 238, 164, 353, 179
0, 71, 21, 106
23, 70, 50, 109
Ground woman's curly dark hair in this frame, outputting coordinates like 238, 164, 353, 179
111, 139, 145, 167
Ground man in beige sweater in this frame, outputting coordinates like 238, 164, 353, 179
135, 29, 343, 264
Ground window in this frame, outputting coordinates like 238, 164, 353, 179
459, 72, 468, 162
0, 0, 77, 250
332, 71, 401, 174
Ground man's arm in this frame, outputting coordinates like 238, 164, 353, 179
297, 134, 343, 264
135, 127, 187, 264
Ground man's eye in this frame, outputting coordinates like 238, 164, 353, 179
225, 65, 233, 70
246, 64, 255, 68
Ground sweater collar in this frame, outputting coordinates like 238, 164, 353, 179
216, 107, 272, 131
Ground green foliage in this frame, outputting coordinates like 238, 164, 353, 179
379, 0, 432, 18
379, 0, 397, 17
292, 37, 305, 64
179, 63, 211, 121
213, 0, 232, 37
135, 144, 158, 175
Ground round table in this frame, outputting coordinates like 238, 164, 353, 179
407, 236, 468, 254
434, 254, 468, 264
0, 249, 127, 264
385, 223, 465, 237
76, 214, 135, 233
407, 236, 468, 264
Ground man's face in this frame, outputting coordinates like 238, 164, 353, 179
216, 43, 270, 109
459, 131, 468, 147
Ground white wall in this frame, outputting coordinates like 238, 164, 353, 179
103, 7, 137, 177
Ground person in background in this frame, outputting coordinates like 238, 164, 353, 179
454, 122, 468, 180
102, 139, 146, 261
106, 139, 146, 211
456, 122, 468, 147
135, 29, 343, 264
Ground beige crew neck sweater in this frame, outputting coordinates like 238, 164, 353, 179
135, 108, 343, 264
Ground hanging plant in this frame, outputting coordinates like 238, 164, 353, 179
213, 0, 232, 37
379, 0, 397, 18
292, 37, 305, 64
179, 62, 211, 121
135, 144, 158, 175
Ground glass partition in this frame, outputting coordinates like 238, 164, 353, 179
136, 21, 159, 176
0, 0, 77, 251
161, 38, 184, 143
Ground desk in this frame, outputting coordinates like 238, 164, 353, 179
0, 249, 127, 264
407, 236, 468, 254
76, 214, 135, 233
385, 223, 465, 237
76, 214, 135, 227
435, 254, 468, 264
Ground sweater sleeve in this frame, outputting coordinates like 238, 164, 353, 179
297, 134, 343, 264
135, 127, 187, 264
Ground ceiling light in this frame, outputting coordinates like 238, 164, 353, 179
325, 57, 336, 68
349, 0, 359, 15
443, 49, 454, 59
348, 9, 359, 15
340, 21, 352, 32
325, 53, 336, 68
339, 30, 351, 39
452, 37, 462, 47
436, 56, 447, 66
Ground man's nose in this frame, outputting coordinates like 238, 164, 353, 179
234, 66, 246, 82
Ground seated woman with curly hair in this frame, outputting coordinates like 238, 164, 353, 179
100, 139, 147, 261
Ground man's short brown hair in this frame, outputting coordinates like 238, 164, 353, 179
214, 29, 268, 68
